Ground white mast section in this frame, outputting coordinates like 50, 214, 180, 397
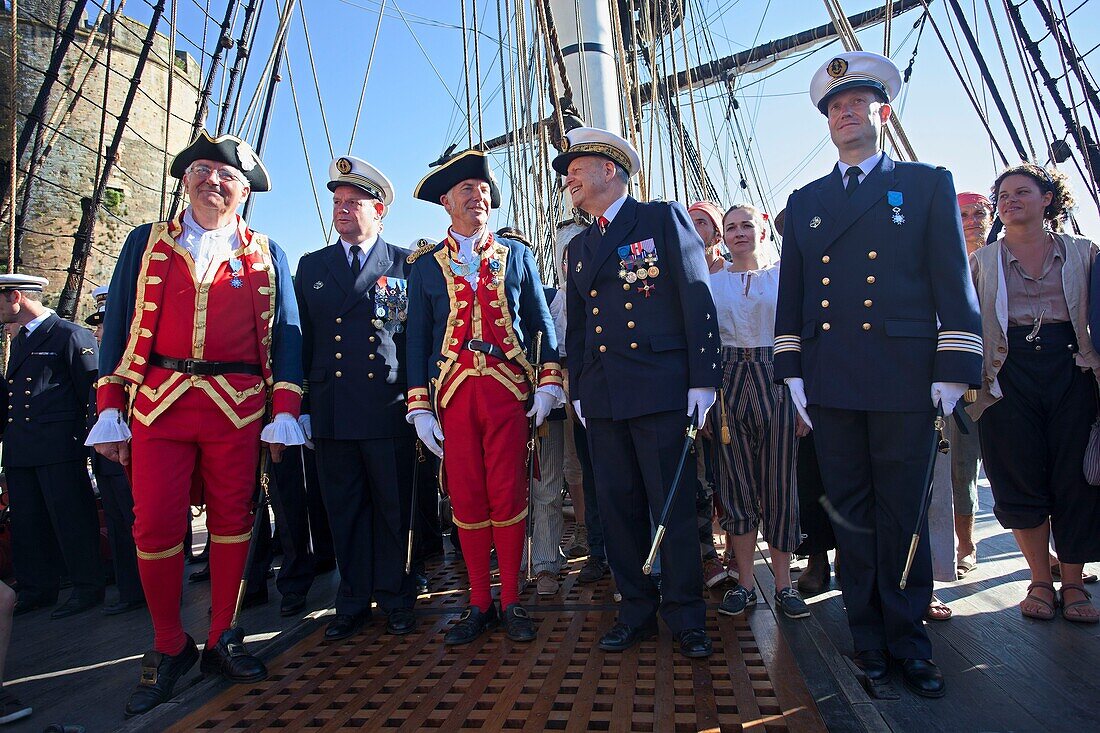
549, 0, 624, 134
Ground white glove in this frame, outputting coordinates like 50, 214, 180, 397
260, 412, 307, 446
571, 400, 586, 428
784, 377, 813, 429
84, 407, 132, 445
297, 414, 314, 450
526, 391, 556, 427
931, 381, 967, 417
413, 412, 445, 458
686, 387, 716, 428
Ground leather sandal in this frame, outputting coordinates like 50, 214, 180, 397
1020, 581, 1056, 621
1059, 583, 1099, 624
923, 595, 953, 622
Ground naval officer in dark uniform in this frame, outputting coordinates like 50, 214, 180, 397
773, 52, 983, 697
557, 128, 721, 658
0, 274, 104, 618
295, 155, 417, 640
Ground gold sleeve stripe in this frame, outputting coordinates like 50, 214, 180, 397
136, 541, 184, 560
210, 531, 252, 544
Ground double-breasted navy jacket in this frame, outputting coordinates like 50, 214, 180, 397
773, 154, 983, 411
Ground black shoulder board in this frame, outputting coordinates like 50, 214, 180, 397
406, 238, 436, 264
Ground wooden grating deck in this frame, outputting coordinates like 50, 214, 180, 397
164, 544, 827, 733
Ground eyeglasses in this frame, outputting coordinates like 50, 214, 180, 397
187, 164, 245, 183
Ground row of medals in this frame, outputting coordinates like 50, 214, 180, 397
619, 255, 660, 283
373, 283, 408, 333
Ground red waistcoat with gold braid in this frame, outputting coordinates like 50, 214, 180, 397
97, 214, 301, 427
406, 233, 562, 414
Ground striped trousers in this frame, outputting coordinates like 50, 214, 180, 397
714, 347, 801, 552
524, 419, 566, 575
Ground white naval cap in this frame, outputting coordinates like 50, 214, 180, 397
0, 273, 48, 292
86, 285, 109, 325
91, 284, 109, 305
809, 51, 902, 114
551, 126, 641, 177
328, 155, 395, 213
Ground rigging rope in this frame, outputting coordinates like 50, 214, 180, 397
161, 0, 177, 220
298, 0, 335, 159
348, 0, 387, 152
460, 0, 473, 147
7, 0, 17, 273
283, 48, 329, 240
472, 0, 484, 143
983, 0, 1038, 160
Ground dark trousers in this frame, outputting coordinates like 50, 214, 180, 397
412, 451, 443, 564
96, 472, 143, 603
8, 460, 104, 598
266, 446, 325, 596
794, 432, 836, 556
315, 436, 415, 615
587, 410, 704, 633
303, 446, 336, 567
809, 407, 935, 659
572, 420, 605, 560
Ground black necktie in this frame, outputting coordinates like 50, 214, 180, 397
844, 167, 863, 197
349, 245, 362, 279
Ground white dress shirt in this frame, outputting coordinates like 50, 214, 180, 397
341, 234, 378, 269
599, 193, 629, 225
709, 262, 781, 348
837, 151, 884, 186
181, 208, 239, 278
21, 308, 54, 336
449, 227, 489, 291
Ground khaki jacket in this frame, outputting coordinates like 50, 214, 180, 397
967, 232, 1100, 420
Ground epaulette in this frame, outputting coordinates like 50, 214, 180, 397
406, 238, 437, 264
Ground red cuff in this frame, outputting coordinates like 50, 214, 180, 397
272, 382, 302, 417
96, 379, 127, 412
538, 362, 564, 389
407, 386, 431, 414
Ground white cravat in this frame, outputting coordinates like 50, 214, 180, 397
181, 208, 239, 278
450, 227, 487, 291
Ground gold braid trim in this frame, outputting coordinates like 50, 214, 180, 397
490, 507, 529, 528
452, 516, 492, 530
210, 531, 252, 544
136, 541, 184, 561
406, 238, 438, 264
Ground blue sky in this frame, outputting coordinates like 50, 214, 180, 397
116, 0, 1100, 265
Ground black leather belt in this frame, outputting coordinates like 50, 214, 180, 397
463, 339, 509, 362
151, 354, 262, 376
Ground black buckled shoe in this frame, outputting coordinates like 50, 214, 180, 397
675, 628, 713, 658
279, 592, 307, 618
50, 591, 104, 619
900, 658, 945, 698
325, 613, 367, 642
200, 628, 267, 683
503, 603, 536, 642
124, 635, 200, 718
853, 649, 890, 682
444, 604, 499, 646
597, 621, 657, 652
13, 592, 57, 616
386, 608, 417, 636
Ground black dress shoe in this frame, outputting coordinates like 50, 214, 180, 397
413, 571, 430, 594
597, 621, 657, 652
50, 591, 103, 619
13, 592, 57, 616
444, 604, 499, 645
577, 557, 609, 584
386, 608, 417, 636
124, 635, 200, 718
797, 552, 831, 596
200, 628, 267, 682
242, 587, 269, 609
675, 628, 713, 658
279, 592, 307, 617
325, 613, 365, 641
503, 603, 536, 642
188, 565, 210, 583
314, 557, 338, 575
900, 658, 945, 698
853, 649, 890, 682
103, 599, 147, 616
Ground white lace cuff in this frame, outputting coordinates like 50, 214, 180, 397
260, 412, 307, 446
84, 408, 132, 445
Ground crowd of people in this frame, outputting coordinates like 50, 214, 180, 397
0, 47, 1098, 725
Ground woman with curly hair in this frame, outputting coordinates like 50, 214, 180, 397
968, 164, 1100, 624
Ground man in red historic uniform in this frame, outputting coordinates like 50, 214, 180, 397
86, 131, 306, 717
405, 150, 563, 646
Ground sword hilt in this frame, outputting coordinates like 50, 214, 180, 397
899, 533, 920, 590
643, 525, 666, 575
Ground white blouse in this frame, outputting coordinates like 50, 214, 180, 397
709, 262, 781, 348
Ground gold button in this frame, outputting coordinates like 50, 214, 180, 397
862, 323, 871, 331
336, 371, 343, 378
24, 390, 30, 396
590, 289, 598, 297
868, 251, 878, 260
864, 300, 873, 307
822, 277, 830, 285
369, 354, 376, 360
335, 317, 342, 324
335, 353, 342, 360
592, 307, 599, 315
821, 300, 829, 308
630, 342, 638, 349
595, 326, 603, 334
822, 255, 830, 263
369, 336, 376, 343
335, 335, 342, 342
599, 345, 607, 352
623, 283, 631, 291
822, 323, 831, 331
625, 302, 633, 310
866, 276, 876, 284
627, 321, 635, 329
368, 373, 375, 379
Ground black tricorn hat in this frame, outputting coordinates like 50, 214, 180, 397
169, 130, 271, 192
413, 149, 501, 208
